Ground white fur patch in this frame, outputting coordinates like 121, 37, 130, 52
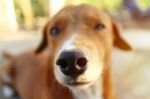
56, 34, 77, 59
71, 79, 103, 99
2, 86, 14, 97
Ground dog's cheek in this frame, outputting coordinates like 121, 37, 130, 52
85, 61, 103, 81
88, 48, 104, 81
84, 51, 104, 82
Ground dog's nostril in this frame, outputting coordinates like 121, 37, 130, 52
56, 59, 69, 71
76, 57, 87, 69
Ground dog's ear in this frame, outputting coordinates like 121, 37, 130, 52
112, 20, 132, 51
35, 23, 49, 53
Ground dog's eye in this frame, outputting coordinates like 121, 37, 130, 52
94, 23, 105, 31
50, 26, 60, 36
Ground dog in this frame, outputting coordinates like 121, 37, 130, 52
35, 4, 132, 99
0, 4, 132, 99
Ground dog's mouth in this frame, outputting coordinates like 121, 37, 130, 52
67, 81, 91, 86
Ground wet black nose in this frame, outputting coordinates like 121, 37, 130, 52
56, 51, 87, 77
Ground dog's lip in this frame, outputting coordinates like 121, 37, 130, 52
67, 81, 91, 86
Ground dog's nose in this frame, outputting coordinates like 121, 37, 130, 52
56, 51, 87, 77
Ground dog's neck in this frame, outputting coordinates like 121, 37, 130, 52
71, 78, 103, 99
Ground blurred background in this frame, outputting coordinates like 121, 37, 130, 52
0, 0, 150, 99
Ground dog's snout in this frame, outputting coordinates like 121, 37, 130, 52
56, 51, 87, 77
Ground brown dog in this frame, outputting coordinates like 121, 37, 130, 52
0, 4, 132, 99
35, 4, 132, 99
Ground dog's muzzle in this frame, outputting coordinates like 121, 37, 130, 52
56, 51, 88, 78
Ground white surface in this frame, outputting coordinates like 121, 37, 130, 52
123, 29, 150, 50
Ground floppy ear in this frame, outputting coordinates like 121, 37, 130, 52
112, 21, 132, 51
35, 23, 48, 53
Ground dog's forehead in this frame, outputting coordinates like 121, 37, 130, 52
54, 4, 110, 23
